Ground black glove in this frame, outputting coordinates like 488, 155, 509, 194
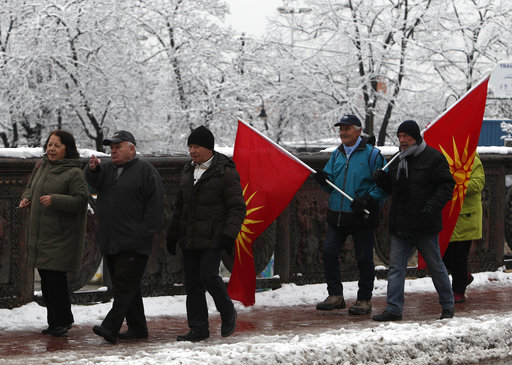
373, 169, 391, 191
220, 234, 235, 254
350, 194, 373, 214
422, 201, 438, 219
166, 236, 178, 255
314, 170, 329, 186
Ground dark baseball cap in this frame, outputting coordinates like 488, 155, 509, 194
334, 114, 362, 128
102, 130, 137, 146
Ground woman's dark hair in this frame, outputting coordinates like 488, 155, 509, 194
43, 130, 80, 159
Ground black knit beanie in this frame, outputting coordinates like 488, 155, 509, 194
397, 120, 421, 142
187, 125, 215, 150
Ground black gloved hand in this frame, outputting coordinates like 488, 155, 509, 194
314, 170, 329, 186
422, 201, 437, 219
373, 169, 390, 188
350, 194, 373, 214
166, 236, 178, 255
220, 234, 235, 255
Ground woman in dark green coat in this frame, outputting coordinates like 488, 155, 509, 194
19, 130, 88, 337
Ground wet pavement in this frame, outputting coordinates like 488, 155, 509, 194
1, 282, 512, 361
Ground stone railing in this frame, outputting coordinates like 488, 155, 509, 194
0, 153, 509, 308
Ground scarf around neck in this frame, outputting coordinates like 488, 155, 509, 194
397, 139, 426, 179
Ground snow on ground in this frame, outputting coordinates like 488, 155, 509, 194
2, 270, 512, 364
2, 146, 512, 363
2, 145, 511, 160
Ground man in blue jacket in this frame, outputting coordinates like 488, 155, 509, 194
314, 115, 387, 315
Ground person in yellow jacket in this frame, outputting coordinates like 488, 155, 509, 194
443, 153, 485, 303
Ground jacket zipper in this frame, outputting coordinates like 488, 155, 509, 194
337, 156, 350, 227
35, 164, 52, 261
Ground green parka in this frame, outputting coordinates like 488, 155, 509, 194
449, 154, 484, 242
22, 156, 88, 272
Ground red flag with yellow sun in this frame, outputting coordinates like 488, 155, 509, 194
228, 119, 312, 306
420, 76, 489, 270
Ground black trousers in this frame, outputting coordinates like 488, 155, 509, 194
443, 240, 472, 294
183, 248, 234, 333
38, 269, 74, 328
102, 252, 148, 333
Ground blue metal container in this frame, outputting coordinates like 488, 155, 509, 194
478, 119, 511, 146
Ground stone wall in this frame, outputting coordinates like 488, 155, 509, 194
0, 153, 509, 308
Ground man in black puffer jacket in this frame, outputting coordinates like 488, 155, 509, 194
371, 120, 455, 322
167, 125, 246, 342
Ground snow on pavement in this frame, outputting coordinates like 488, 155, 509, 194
1, 270, 512, 364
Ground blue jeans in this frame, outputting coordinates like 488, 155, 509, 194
323, 223, 375, 300
386, 233, 454, 315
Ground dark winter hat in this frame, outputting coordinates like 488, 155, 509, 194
103, 130, 137, 146
187, 125, 215, 150
334, 114, 362, 128
397, 120, 421, 142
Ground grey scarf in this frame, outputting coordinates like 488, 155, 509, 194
397, 139, 426, 179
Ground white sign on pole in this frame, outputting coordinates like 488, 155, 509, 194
489, 61, 512, 98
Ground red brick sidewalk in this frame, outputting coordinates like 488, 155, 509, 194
1, 282, 511, 360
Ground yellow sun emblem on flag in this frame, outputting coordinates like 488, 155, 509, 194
438, 136, 475, 216
235, 183, 264, 263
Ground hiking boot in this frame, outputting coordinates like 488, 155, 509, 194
440, 307, 455, 319
454, 292, 466, 303
316, 295, 345, 311
348, 300, 372, 315
372, 310, 402, 322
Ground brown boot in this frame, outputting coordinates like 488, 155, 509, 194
348, 299, 372, 315
316, 295, 345, 311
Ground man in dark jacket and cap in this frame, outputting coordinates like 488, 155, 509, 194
167, 125, 246, 342
371, 120, 455, 322
85, 130, 164, 344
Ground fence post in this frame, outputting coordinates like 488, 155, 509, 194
275, 209, 291, 283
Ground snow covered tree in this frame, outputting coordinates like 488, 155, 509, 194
121, 0, 244, 152
1, 0, 511, 151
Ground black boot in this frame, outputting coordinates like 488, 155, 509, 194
118, 328, 148, 340
221, 310, 237, 337
439, 307, 455, 319
372, 310, 402, 322
42, 323, 72, 335
93, 325, 118, 344
176, 329, 209, 342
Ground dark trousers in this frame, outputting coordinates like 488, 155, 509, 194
38, 269, 74, 328
443, 240, 472, 294
183, 248, 234, 333
102, 252, 148, 333
323, 223, 376, 300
